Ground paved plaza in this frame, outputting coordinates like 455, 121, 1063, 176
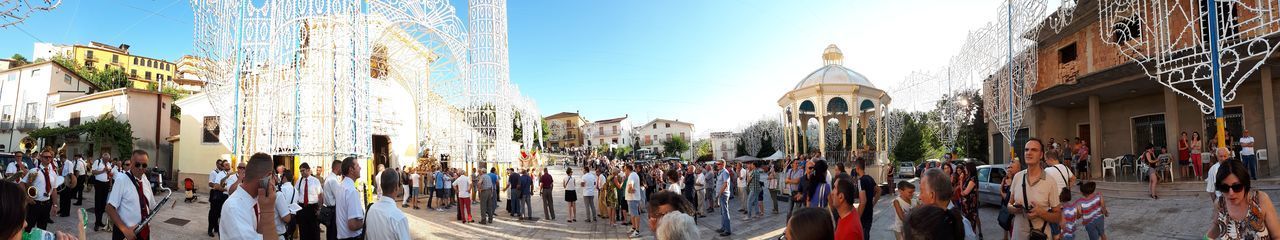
40, 160, 1280, 239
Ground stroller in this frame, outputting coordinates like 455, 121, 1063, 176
184, 178, 199, 203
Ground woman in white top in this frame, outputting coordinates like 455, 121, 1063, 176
564, 168, 579, 223
665, 170, 682, 194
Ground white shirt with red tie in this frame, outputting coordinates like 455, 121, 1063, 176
106, 171, 155, 232
295, 175, 323, 205
20, 163, 62, 201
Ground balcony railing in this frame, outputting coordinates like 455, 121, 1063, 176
0, 121, 11, 130
18, 122, 38, 131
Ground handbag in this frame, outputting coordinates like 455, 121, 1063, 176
1021, 172, 1049, 240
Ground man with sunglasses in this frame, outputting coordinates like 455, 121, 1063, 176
105, 150, 157, 240
20, 149, 62, 233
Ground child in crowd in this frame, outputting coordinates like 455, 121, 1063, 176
892, 181, 916, 240
1078, 182, 1108, 240
1060, 186, 1078, 240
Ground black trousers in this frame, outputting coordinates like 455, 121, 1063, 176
94, 180, 111, 228
111, 225, 150, 240
323, 206, 337, 240
26, 200, 52, 232
75, 175, 88, 201
298, 204, 321, 240
208, 190, 225, 234
59, 184, 74, 216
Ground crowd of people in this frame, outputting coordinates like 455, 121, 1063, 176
1, 149, 158, 240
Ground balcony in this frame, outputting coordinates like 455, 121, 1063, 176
17, 122, 38, 131
0, 121, 10, 130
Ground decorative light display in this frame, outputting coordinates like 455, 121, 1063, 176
190, 0, 541, 166
1098, 0, 1280, 147
978, 0, 1046, 158
737, 119, 784, 157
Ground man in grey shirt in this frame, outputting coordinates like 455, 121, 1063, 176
478, 167, 498, 224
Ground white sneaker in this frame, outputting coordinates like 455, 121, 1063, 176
629, 231, 641, 238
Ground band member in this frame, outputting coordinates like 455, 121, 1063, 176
74, 154, 88, 205
208, 159, 230, 237
365, 170, 410, 239
4, 151, 28, 179
322, 160, 342, 240
296, 163, 323, 240
59, 153, 78, 217
274, 165, 299, 240
91, 152, 114, 231
20, 149, 62, 232
218, 153, 279, 240
105, 150, 156, 240
336, 157, 366, 240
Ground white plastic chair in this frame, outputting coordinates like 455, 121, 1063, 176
1260, 149, 1269, 161
1102, 157, 1117, 179
1118, 155, 1134, 175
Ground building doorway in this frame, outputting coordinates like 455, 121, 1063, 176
273, 155, 295, 182
372, 135, 390, 168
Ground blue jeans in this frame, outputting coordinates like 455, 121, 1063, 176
1085, 217, 1105, 240
719, 195, 731, 233
746, 187, 762, 216
1244, 155, 1258, 180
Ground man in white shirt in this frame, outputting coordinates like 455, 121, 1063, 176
105, 150, 156, 240
1207, 147, 1232, 199
335, 157, 366, 239
453, 169, 473, 223
625, 165, 643, 238
73, 154, 89, 205
737, 164, 748, 212
409, 168, 421, 210
1240, 130, 1258, 180
218, 153, 279, 240
581, 166, 599, 222
294, 162, 323, 240
4, 151, 28, 177
365, 170, 411, 240
322, 159, 343, 240
273, 165, 299, 240
207, 159, 229, 237
1044, 149, 1075, 189
20, 149, 62, 233
58, 153, 78, 217
91, 152, 114, 231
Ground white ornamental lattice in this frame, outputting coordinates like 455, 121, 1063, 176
979, 0, 1046, 145
1098, 0, 1280, 114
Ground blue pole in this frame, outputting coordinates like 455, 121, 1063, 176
1205, 0, 1229, 148
230, 0, 246, 164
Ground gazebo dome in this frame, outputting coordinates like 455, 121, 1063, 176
793, 59, 875, 90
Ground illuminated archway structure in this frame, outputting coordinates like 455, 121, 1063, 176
189, 0, 541, 176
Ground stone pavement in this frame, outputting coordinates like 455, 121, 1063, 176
40, 161, 1279, 239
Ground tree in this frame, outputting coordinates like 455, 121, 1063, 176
661, 136, 690, 159
756, 134, 776, 158
10, 54, 29, 66
893, 116, 927, 165
694, 139, 712, 159
52, 56, 129, 91
735, 140, 749, 158
957, 90, 989, 163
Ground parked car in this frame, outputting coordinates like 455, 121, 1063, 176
916, 159, 943, 177
897, 162, 916, 178
976, 164, 1009, 206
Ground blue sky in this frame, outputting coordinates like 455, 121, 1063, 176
0, 0, 1039, 137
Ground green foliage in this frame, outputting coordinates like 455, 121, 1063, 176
893, 116, 927, 165
956, 90, 989, 163
661, 136, 690, 159
693, 139, 712, 159
10, 54, 30, 66
52, 56, 130, 91
28, 114, 137, 158
755, 134, 776, 158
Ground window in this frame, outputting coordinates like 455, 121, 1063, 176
86, 50, 93, 58
611, 138, 618, 144
1132, 114, 1167, 154
112, 55, 119, 63
665, 123, 670, 128
131, 69, 137, 77
23, 102, 38, 122
1, 105, 11, 122
598, 126, 604, 134
29, 69, 41, 79
133, 58, 138, 65
652, 124, 656, 129
1200, 2, 1240, 43
665, 133, 672, 141
203, 116, 220, 143
1203, 106, 1244, 147
1058, 43, 1077, 63
69, 112, 80, 127
145, 72, 151, 80
679, 132, 686, 140
64, 74, 71, 84
612, 125, 618, 135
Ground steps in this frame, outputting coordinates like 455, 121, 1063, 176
1093, 178, 1280, 200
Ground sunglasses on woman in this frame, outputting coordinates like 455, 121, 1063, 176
1216, 182, 1246, 193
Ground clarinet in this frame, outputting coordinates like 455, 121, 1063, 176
134, 173, 173, 236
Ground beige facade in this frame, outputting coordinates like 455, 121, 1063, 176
171, 93, 231, 185
991, 0, 1280, 179
544, 111, 587, 150
51, 88, 175, 170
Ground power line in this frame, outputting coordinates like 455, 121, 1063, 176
14, 25, 44, 42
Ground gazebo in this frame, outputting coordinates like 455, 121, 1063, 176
778, 44, 891, 164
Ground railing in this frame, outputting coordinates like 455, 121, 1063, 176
0, 121, 11, 130
18, 122, 38, 131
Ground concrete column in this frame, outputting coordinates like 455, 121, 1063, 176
1163, 87, 1182, 179
818, 95, 827, 158
1089, 95, 1102, 178
1261, 68, 1278, 176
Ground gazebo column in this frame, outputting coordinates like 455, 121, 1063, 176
818, 95, 827, 158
